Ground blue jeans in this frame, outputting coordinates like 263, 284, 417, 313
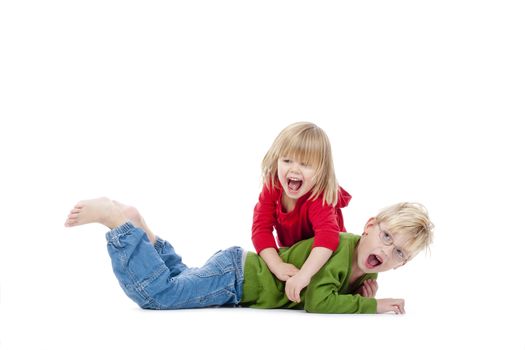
106, 222, 245, 310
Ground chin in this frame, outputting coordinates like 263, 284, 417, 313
283, 189, 303, 199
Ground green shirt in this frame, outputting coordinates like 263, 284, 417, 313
241, 233, 377, 313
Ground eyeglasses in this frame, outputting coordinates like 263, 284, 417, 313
377, 223, 409, 264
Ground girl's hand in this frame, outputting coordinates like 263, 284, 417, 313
357, 279, 378, 298
285, 272, 310, 303
270, 262, 299, 281
376, 298, 406, 314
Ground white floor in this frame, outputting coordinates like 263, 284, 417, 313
1, 299, 521, 349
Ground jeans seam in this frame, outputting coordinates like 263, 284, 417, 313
121, 251, 170, 309
183, 282, 237, 308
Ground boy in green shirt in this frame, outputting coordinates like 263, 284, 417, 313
64, 197, 434, 314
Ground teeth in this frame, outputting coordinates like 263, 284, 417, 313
288, 177, 301, 181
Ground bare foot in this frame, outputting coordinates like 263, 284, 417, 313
64, 197, 127, 229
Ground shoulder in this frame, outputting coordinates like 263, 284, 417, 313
306, 195, 338, 217
334, 233, 360, 253
308, 186, 352, 210
307, 193, 330, 208
336, 186, 352, 208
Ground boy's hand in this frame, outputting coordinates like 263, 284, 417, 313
270, 262, 299, 282
285, 272, 310, 303
376, 298, 405, 314
357, 279, 378, 298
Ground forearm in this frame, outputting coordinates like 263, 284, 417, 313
259, 247, 284, 271
304, 291, 377, 314
296, 247, 332, 280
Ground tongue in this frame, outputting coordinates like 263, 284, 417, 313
288, 179, 302, 191
367, 254, 380, 267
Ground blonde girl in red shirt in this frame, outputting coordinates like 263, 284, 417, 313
252, 122, 352, 303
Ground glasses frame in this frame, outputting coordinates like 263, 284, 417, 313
377, 223, 409, 265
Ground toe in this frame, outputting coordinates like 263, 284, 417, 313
64, 219, 76, 227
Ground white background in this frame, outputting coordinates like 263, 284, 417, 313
1, 1, 524, 349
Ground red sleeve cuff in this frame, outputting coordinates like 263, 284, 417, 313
312, 233, 340, 252
252, 238, 279, 254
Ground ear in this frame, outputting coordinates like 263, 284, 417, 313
363, 217, 376, 235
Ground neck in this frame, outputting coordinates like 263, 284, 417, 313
281, 194, 297, 213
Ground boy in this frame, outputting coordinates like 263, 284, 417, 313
64, 197, 433, 314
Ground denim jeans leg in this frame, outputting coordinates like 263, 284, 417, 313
106, 222, 244, 310
153, 237, 188, 278
166, 247, 244, 309
106, 222, 175, 309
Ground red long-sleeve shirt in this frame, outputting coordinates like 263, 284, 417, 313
251, 184, 351, 253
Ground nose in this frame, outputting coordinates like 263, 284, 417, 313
289, 162, 300, 173
379, 247, 393, 261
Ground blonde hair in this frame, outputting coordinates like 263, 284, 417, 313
376, 202, 434, 257
261, 122, 339, 206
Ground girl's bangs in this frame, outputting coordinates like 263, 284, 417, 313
280, 134, 324, 169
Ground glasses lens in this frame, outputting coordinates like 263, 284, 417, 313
394, 247, 405, 262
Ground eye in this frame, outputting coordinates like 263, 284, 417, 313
382, 231, 393, 244
300, 162, 311, 167
281, 158, 291, 163
394, 248, 406, 261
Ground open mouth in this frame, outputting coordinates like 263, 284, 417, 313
287, 177, 303, 192
366, 254, 383, 269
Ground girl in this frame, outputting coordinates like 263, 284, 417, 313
252, 122, 352, 302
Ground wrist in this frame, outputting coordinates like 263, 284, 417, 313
294, 269, 312, 281
267, 260, 284, 273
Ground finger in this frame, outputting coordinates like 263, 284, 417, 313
294, 289, 301, 303
285, 286, 293, 301
286, 282, 298, 302
370, 282, 378, 295
290, 290, 296, 303
361, 286, 368, 297
362, 282, 370, 296
364, 284, 372, 297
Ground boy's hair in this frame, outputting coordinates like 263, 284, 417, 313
375, 202, 434, 258
261, 122, 339, 206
